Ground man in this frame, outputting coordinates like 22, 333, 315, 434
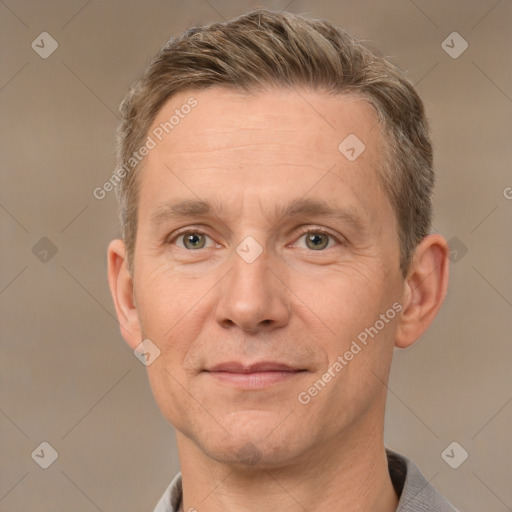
107, 9, 456, 512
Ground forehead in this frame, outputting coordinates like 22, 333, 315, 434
148, 86, 382, 159
138, 86, 393, 232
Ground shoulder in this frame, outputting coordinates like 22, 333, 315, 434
152, 472, 182, 512
387, 449, 460, 512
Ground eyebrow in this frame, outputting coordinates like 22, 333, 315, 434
150, 197, 368, 232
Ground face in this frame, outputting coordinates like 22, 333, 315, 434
124, 87, 407, 467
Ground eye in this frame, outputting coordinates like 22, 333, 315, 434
294, 230, 339, 251
174, 231, 215, 250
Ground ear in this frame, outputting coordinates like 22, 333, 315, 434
395, 234, 450, 349
107, 239, 142, 349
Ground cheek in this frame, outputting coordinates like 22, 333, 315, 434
293, 264, 399, 406
291, 265, 388, 346
295, 270, 397, 424
137, 262, 189, 314
134, 266, 214, 363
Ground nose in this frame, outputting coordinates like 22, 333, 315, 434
215, 248, 291, 333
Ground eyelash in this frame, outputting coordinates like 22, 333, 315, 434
168, 226, 343, 250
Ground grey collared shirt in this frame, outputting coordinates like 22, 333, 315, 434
153, 449, 459, 512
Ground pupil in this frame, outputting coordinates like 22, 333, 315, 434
307, 233, 328, 250
186, 233, 204, 248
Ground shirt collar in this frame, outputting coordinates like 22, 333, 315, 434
153, 450, 457, 512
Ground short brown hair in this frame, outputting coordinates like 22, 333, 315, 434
114, 8, 433, 277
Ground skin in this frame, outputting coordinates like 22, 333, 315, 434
108, 87, 449, 512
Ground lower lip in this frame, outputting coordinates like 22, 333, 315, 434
205, 371, 304, 389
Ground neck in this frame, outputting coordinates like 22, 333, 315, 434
176, 418, 399, 512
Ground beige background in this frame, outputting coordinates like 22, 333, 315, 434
1, 0, 511, 511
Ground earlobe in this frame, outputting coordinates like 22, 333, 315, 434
394, 234, 450, 349
107, 239, 142, 349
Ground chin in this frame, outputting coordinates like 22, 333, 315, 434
192, 410, 308, 469
203, 437, 300, 469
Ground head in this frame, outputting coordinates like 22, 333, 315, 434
108, 9, 449, 468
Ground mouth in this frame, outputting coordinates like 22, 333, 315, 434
203, 361, 307, 389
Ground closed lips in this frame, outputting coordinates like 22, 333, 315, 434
206, 362, 304, 373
